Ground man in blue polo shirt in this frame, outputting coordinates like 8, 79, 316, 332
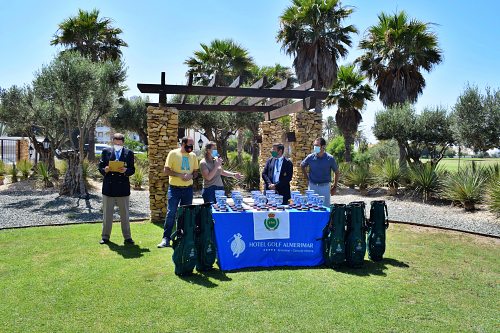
300, 137, 339, 207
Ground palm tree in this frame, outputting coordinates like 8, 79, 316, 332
185, 39, 254, 86
51, 9, 127, 161
277, 0, 357, 90
323, 116, 338, 141
51, 9, 127, 62
325, 65, 374, 162
357, 11, 442, 107
183, 39, 254, 161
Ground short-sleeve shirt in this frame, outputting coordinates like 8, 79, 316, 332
199, 158, 224, 188
300, 152, 338, 184
164, 148, 199, 186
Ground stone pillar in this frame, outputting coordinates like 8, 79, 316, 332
147, 106, 179, 222
290, 110, 323, 193
258, 120, 287, 191
16, 138, 29, 161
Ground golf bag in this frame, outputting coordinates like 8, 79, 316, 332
323, 204, 347, 267
195, 203, 217, 271
367, 200, 389, 261
345, 201, 367, 268
171, 205, 198, 276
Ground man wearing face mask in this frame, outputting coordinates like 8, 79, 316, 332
200, 141, 242, 203
98, 133, 136, 245
262, 143, 293, 205
158, 137, 199, 248
301, 137, 339, 207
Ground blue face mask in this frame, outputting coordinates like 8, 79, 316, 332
212, 149, 218, 158
313, 146, 321, 154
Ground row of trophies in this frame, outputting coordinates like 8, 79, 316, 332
213, 189, 327, 212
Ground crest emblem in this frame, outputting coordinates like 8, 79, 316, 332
264, 213, 280, 231
229, 233, 246, 258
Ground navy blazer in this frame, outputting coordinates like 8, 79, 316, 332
98, 147, 135, 197
262, 156, 293, 204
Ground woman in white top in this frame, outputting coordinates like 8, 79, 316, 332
200, 141, 242, 203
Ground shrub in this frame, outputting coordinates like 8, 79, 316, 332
408, 163, 442, 202
82, 159, 100, 182
441, 166, 488, 211
374, 158, 404, 195
326, 136, 346, 163
368, 139, 399, 162
35, 162, 53, 188
338, 162, 353, 187
55, 159, 68, 175
135, 153, 149, 169
487, 178, 500, 215
131, 166, 147, 190
241, 160, 260, 191
9, 163, 18, 183
344, 163, 373, 194
0, 160, 6, 176
17, 159, 32, 180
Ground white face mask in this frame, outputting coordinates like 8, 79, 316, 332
113, 145, 123, 152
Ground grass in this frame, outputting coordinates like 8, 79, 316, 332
0, 222, 499, 332
424, 158, 500, 173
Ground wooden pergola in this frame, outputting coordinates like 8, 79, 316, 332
137, 72, 329, 120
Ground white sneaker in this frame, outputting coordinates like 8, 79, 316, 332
157, 237, 170, 248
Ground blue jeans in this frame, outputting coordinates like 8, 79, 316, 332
202, 185, 224, 204
163, 186, 193, 239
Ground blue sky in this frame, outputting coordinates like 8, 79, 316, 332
1, 0, 499, 142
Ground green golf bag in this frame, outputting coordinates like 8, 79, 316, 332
171, 205, 198, 276
323, 204, 347, 267
195, 203, 217, 271
367, 200, 389, 261
345, 201, 367, 268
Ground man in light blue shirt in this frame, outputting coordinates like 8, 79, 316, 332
300, 137, 339, 207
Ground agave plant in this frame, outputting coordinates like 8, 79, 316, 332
9, 163, 18, 183
487, 178, 500, 215
131, 166, 146, 190
442, 166, 488, 211
374, 158, 403, 195
338, 162, 354, 188
17, 159, 33, 180
36, 162, 54, 188
345, 164, 373, 195
241, 160, 259, 191
408, 163, 442, 202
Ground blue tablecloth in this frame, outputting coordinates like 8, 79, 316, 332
213, 208, 330, 271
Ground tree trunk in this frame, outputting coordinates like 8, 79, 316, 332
138, 129, 148, 146
87, 124, 96, 162
59, 152, 87, 197
344, 133, 353, 163
251, 138, 259, 164
237, 129, 243, 164
398, 141, 407, 170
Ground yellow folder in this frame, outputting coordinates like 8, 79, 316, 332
109, 160, 125, 172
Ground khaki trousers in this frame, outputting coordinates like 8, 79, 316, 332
101, 195, 131, 240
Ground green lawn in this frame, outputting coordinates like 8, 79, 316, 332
425, 158, 500, 172
0, 222, 499, 333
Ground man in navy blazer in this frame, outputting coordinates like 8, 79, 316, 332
262, 143, 293, 205
98, 133, 135, 245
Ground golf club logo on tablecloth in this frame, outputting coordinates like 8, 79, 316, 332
229, 233, 246, 258
264, 213, 280, 231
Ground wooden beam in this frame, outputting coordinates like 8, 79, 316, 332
215, 76, 241, 105
180, 73, 194, 104
137, 82, 328, 99
247, 78, 289, 106
230, 77, 267, 105
146, 103, 276, 112
267, 80, 315, 106
265, 97, 317, 121
198, 74, 217, 105
159, 72, 166, 105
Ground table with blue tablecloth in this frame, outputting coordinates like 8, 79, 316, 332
213, 208, 330, 271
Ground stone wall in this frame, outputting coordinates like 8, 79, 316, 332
147, 106, 179, 222
290, 110, 323, 193
16, 139, 29, 161
258, 120, 287, 191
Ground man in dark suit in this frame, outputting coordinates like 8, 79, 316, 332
98, 133, 135, 245
262, 143, 293, 205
